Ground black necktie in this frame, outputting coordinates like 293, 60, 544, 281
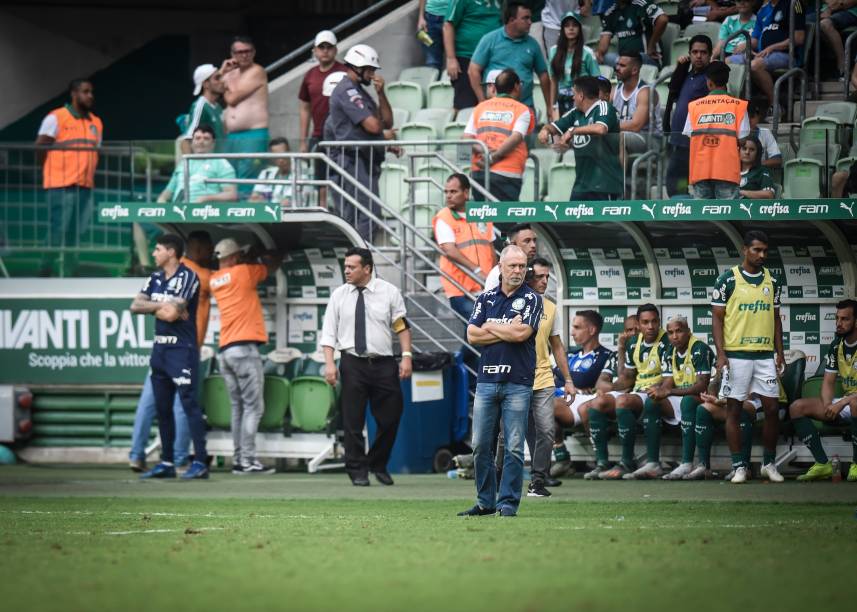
354, 286, 367, 355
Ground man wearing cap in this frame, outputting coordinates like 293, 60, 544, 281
484, 69, 503, 98
326, 44, 394, 240
157, 125, 237, 204
209, 238, 282, 474
180, 64, 225, 154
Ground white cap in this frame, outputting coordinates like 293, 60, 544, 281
344, 44, 380, 69
484, 69, 503, 85
193, 64, 218, 96
314, 30, 337, 47
213, 238, 245, 260
322, 71, 348, 97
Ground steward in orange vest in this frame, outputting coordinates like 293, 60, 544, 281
431, 174, 496, 299
37, 79, 103, 190
463, 69, 535, 202
682, 61, 749, 198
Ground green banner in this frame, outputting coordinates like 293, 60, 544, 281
467, 199, 857, 223
0, 298, 153, 384
98, 201, 282, 223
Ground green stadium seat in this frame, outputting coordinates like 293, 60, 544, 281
427, 81, 454, 109
265, 347, 303, 378
386, 81, 424, 114
529, 148, 559, 197
413, 108, 455, 138
815, 101, 857, 125
598, 65, 614, 80
639, 64, 658, 84
547, 160, 576, 202
260, 376, 290, 431
727, 63, 746, 98
289, 377, 337, 432
800, 116, 842, 149
683, 22, 721, 44
399, 66, 439, 97
456, 107, 475, 124
392, 108, 410, 130
521, 158, 539, 202
783, 158, 822, 198
202, 375, 232, 429
796, 143, 841, 167
400, 204, 435, 237
379, 163, 409, 217
415, 163, 449, 206
441, 122, 470, 167
836, 156, 856, 173
660, 22, 680, 66
399, 123, 437, 154
582, 14, 603, 43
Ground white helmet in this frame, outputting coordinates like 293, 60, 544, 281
344, 44, 380, 69
322, 71, 348, 97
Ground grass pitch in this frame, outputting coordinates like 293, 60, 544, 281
1, 466, 856, 612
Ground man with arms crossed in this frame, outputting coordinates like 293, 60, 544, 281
459, 245, 542, 517
712, 230, 785, 484
789, 299, 857, 482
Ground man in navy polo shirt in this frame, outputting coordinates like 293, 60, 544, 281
458, 245, 543, 518
130, 234, 210, 480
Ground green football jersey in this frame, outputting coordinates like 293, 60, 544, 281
553, 100, 623, 196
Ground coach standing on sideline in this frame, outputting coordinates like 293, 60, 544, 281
321, 248, 413, 487
459, 245, 542, 518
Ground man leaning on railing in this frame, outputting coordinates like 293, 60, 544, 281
157, 126, 237, 204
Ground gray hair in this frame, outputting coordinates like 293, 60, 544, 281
499, 244, 526, 263
667, 314, 689, 328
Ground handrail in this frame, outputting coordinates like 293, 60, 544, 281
527, 151, 540, 200
813, 0, 820, 99
718, 30, 752, 100
772, 68, 807, 134
845, 30, 857, 98
630, 150, 659, 200
650, 71, 671, 144
263, 0, 402, 75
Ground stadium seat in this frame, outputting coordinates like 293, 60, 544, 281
415, 163, 449, 206
582, 14, 602, 43
202, 375, 232, 429
657, 0, 681, 16
814, 101, 857, 125
529, 148, 559, 197
265, 347, 303, 378
260, 376, 290, 431
639, 64, 658, 84
399, 123, 437, 154
392, 108, 410, 130
780, 351, 806, 405
800, 116, 843, 150
547, 160, 576, 202
441, 122, 470, 167
379, 163, 409, 216
456, 107, 475, 124
660, 22, 680, 66
400, 204, 435, 238
797, 143, 841, 167
427, 81, 454, 109
521, 159, 538, 202
412, 108, 455, 138
399, 66, 439, 97
727, 63, 746, 98
289, 377, 337, 432
598, 65, 614, 80
783, 158, 823, 197
836, 156, 856, 173
386, 81, 424, 114
801, 376, 846, 402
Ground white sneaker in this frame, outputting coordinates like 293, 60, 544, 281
730, 466, 749, 484
623, 461, 664, 480
760, 463, 784, 483
662, 462, 693, 480
683, 465, 710, 480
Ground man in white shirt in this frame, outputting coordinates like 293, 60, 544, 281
249, 138, 294, 205
484, 223, 538, 291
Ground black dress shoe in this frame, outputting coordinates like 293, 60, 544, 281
545, 477, 562, 487
373, 471, 394, 486
457, 504, 496, 516
350, 475, 370, 486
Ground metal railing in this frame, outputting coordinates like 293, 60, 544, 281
718, 30, 752, 100
772, 68, 808, 135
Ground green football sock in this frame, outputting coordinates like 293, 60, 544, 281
695, 405, 714, 469
680, 397, 699, 464
588, 408, 609, 466
740, 410, 754, 466
851, 418, 857, 458
616, 407, 637, 467
642, 399, 661, 463
792, 416, 828, 464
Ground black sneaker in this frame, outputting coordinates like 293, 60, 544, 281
527, 482, 551, 497
545, 477, 562, 487
457, 504, 496, 517
239, 461, 275, 475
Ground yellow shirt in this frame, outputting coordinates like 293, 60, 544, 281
724, 265, 776, 352
533, 298, 561, 390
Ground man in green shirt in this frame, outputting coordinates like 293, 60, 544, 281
181, 64, 225, 154
597, 0, 668, 67
444, 0, 503, 110
158, 126, 237, 204
537, 75, 623, 200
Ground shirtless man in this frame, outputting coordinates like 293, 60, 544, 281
220, 36, 270, 194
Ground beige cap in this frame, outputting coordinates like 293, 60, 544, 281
315, 30, 337, 47
214, 238, 245, 259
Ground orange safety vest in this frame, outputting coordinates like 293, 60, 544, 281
470, 95, 533, 177
432, 207, 494, 297
42, 105, 103, 189
687, 93, 747, 185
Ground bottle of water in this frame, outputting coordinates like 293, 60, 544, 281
718, 366, 731, 401
832, 455, 842, 483
447, 469, 459, 479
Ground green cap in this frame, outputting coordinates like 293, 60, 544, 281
560, 11, 583, 27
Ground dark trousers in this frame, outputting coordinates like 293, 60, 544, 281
452, 57, 478, 110
471, 171, 523, 202
340, 353, 404, 475
665, 144, 690, 197
149, 346, 207, 463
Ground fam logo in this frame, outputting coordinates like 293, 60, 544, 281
702, 204, 731, 215
508, 206, 536, 217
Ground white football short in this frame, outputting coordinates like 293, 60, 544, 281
724, 357, 779, 401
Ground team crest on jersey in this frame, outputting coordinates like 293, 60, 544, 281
711, 288, 721, 300
684, 365, 693, 377
763, 286, 770, 295
512, 298, 525, 311
648, 358, 656, 369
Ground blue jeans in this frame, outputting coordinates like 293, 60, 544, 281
422, 11, 445, 70
690, 180, 740, 200
129, 373, 190, 464
472, 382, 532, 513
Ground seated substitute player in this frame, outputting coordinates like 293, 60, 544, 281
789, 298, 857, 482
652, 315, 714, 480
130, 234, 209, 480
551, 309, 616, 479
587, 304, 672, 480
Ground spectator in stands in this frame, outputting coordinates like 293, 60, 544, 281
596, 75, 612, 101
484, 223, 538, 291
831, 160, 857, 197
181, 65, 225, 154
36, 77, 103, 274
687, 0, 739, 23
684, 61, 749, 199
418, 0, 448, 70
613, 52, 663, 157
157, 126, 237, 204
326, 44, 394, 240
249, 138, 294, 205
464, 69, 535, 201
483, 68, 503, 98
549, 11, 601, 117
597, 0, 668, 67
738, 136, 775, 199
468, 2, 551, 113
210, 238, 282, 475
714, 0, 756, 61
220, 36, 269, 195
444, 0, 503, 111
664, 35, 712, 196
748, 0, 805, 107
819, 0, 857, 79
746, 99, 782, 168
533, 1, 593, 60
127, 231, 213, 473
538, 76, 623, 201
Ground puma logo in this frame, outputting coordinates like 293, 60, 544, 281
172, 205, 187, 221
544, 204, 558, 221
740, 202, 753, 218
265, 204, 280, 220
641, 203, 656, 219
840, 202, 854, 218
